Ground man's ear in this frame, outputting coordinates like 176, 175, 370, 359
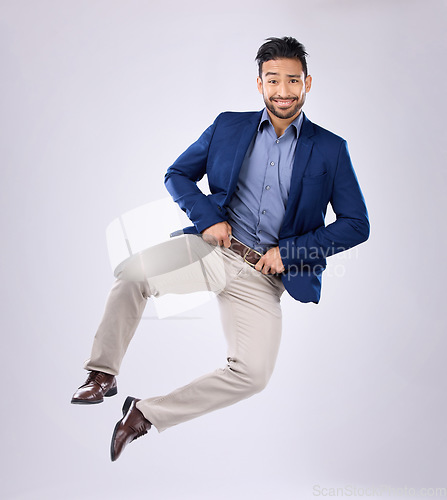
305, 75, 312, 93
257, 76, 263, 95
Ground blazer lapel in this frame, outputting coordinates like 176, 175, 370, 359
281, 113, 315, 235
225, 111, 263, 202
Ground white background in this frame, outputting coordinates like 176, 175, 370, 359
1, 1, 446, 499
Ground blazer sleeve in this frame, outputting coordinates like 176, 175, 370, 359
164, 115, 228, 233
280, 140, 370, 268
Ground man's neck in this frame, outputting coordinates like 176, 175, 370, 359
266, 109, 301, 138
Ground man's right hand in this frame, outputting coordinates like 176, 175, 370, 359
202, 221, 232, 248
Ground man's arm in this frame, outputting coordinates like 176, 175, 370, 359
164, 115, 228, 234
280, 140, 369, 269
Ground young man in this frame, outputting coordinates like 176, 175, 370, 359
71, 37, 369, 461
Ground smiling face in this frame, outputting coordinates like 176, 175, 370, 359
257, 58, 312, 124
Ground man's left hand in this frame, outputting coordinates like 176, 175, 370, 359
255, 247, 285, 275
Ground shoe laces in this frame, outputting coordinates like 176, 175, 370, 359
86, 371, 106, 385
130, 422, 149, 442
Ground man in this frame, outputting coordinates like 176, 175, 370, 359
71, 37, 369, 462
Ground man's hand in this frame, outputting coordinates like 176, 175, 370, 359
255, 246, 285, 275
202, 221, 232, 248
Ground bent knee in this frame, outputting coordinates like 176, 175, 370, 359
248, 368, 272, 394
229, 362, 273, 396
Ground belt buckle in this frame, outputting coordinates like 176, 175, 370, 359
243, 247, 263, 268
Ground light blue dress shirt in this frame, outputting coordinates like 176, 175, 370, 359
227, 109, 303, 253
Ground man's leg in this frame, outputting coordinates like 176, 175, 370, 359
71, 279, 151, 404
85, 279, 151, 376
72, 236, 227, 403
135, 258, 285, 432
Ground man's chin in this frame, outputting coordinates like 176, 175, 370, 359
271, 107, 301, 120
265, 100, 301, 120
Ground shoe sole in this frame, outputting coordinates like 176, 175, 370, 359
110, 396, 135, 462
71, 386, 118, 405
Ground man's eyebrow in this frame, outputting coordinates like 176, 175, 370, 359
264, 72, 302, 78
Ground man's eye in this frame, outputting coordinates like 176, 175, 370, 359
290, 79, 299, 83
268, 80, 277, 84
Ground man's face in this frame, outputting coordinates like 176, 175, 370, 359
257, 58, 312, 121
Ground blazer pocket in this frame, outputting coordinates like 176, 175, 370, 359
302, 171, 328, 185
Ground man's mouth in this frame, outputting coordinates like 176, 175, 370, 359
272, 98, 297, 108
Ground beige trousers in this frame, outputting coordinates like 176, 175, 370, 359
85, 237, 285, 432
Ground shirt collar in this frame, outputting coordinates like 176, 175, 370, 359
258, 108, 304, 138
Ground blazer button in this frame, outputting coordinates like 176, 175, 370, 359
217, 206, 222, 211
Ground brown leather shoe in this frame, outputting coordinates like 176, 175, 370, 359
71, 370, 117, 404
110, 396, 151, 462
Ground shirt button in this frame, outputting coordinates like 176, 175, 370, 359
270, 161, 275, 166
262, 210, 266, 215
276, 139, 280, 144
265, 185, 271, 190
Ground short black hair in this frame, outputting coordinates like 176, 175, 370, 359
256, 37, 308, 78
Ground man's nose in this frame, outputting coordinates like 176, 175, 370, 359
277, 82, 288, 97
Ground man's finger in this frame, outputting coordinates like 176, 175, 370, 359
255, 256, 264, 272
222, 233, 231, 248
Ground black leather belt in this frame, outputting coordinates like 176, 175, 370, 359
229, 237, 263, 267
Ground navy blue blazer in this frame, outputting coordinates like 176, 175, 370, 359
165, 111, 369, 303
